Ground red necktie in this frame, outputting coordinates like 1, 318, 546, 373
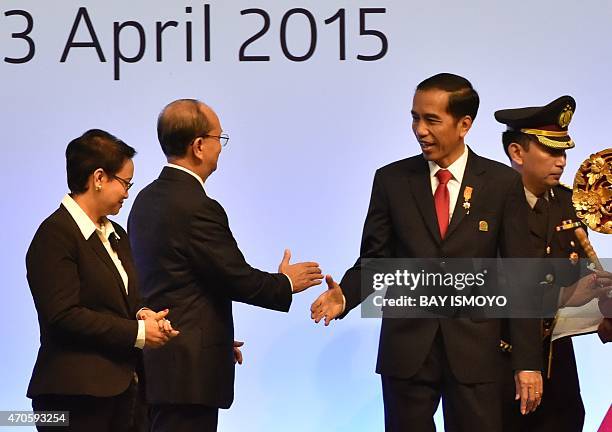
434, 169, 453, 239
597, 405, 612, 431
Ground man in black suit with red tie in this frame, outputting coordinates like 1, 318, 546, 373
311, 73, 544, 431
128, 99, 323, 432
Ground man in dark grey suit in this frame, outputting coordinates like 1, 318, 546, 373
128, 99, 323, 432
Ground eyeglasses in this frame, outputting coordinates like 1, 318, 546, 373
199, 132, 230, 147
112, 174, 134, 191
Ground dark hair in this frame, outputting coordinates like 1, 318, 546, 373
416, 73, 480, 121
502, 130, 532, 158
66, 129, 136, 194
157, 99, 210, 157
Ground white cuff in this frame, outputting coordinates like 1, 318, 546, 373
283, 273, 294, 292
135, 320, 146, 349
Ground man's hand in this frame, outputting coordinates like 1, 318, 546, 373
310, 275, 345, 326
278, 249, 323, 293
139, 308, 177, 332
514, 370, 543, 415
234, 340, 244, 365
142, 309, 180, 348
561, 269, 612, 307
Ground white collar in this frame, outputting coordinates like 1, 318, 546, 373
524, 187, 549, 209
61, 194, 117, 241
428, 144, 469, 182
166, 163, 205, 190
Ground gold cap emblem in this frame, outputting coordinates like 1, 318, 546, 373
558, 105, 573, 128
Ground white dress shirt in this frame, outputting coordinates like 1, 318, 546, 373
61, 194, 146, 349
427, 144, 469, 222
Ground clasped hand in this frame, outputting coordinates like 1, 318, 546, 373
139, 308, 180, 348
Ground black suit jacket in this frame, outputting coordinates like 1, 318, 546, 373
533, 185, 586, 262
340, 149, 543, 383
26, 205, 141, 398
128, 167, 292, 409
536, 185, 590, 312
501, 186, 589, 431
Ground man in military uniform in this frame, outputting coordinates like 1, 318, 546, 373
495, 95, 612, 431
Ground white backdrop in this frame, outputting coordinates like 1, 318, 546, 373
2, 1, 610, 430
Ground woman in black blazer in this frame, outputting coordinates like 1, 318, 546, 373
26, 129, 178, 432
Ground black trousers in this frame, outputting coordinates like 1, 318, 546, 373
502, 337, 584, 432
32, 381, 141, 432
149, 403, 219, 432
382, 331, 502, 432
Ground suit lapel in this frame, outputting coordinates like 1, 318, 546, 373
528, 210, 547, 240
407, 158, 442, 244
445, 150, 485, 239
115, 238, 138, 314
57, 204, 131, 316
86, 235, 131, 313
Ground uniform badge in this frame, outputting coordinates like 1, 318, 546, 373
479, 220, 488, 232
463, 186, 473, 214
569, 252, 579, 265
558, 104, 573, 128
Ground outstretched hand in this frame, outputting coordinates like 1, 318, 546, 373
310, 275, 345, 326
278, 249, 323, 293
234, 340, 244, 365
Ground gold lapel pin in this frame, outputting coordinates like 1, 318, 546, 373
479, 220, 488, 232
